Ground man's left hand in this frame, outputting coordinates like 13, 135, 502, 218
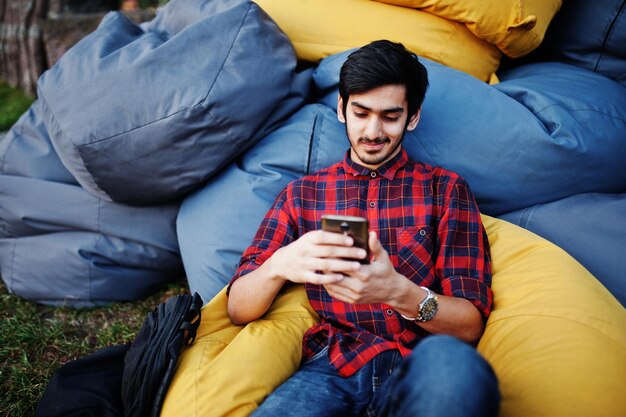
323, 231, 407, 305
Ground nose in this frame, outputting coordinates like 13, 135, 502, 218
364, 116, 382, 139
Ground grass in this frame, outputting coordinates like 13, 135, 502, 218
0, 80, 34, 131
0, 279, 188, 417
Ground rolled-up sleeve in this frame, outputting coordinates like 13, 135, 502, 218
227, 187, 297, 293
436, 176, 493, 319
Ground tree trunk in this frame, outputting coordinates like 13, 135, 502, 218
0, 0, 122, 96
0, 0, 49, 96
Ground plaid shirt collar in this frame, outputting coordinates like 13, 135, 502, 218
342, 148, 409, 181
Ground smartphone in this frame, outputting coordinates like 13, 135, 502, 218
321, 214, 370, 264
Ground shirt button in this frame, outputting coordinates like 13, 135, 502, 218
370, 172, 377, 178
369, 202, 376, 208
419, 229, 426, 236
386, 309, 394, 316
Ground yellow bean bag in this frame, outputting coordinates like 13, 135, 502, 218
254, 0, 501, 83
375, 0, 562, 58
160, 284, 319, 417
478, 215, 626, 417
161, 216, 626, 417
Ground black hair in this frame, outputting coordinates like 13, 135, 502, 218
339, 40, 429, 119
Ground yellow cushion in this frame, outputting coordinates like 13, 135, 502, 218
162, 216, 626, 416
375, 0, 562, 58
478, 215, 626, 417
254, 0, 501, 82
160, 284, 318, 417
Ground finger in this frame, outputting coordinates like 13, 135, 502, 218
368, 231, 382, 261
307, 258, 362, 274
310, 245, 368, 262
301, 270, 345, 285
307, 230, 354, 247
324, 283, 359, 304
368, 231, 389, 262
368, 231, 381, 254
326, 275, 365, 293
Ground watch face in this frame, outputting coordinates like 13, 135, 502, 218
420, 298, 438, 321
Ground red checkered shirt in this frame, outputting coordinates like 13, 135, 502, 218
230, 149, 493, 377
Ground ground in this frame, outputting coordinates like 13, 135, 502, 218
0, 279, 188, 416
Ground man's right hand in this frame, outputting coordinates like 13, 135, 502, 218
228, 230, 367, 325
267, 230, 368, 285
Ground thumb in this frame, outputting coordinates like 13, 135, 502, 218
369, 231, 387, 261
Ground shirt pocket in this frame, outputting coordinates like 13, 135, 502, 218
395, 226, 436, 287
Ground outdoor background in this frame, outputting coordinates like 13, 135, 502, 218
0, 1, 181, 416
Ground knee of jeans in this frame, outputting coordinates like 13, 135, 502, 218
385, 336, 500, 417
406, 335, 498, 388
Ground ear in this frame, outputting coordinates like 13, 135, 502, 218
337, 95, 346, 123
406, 108, 421, 131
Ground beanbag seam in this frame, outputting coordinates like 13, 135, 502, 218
534, 104, 626, 123
594, 3, 625, 72
0, 119, 21, 175
194, 338, 217, 416
199, 2, 251, 113
0, 210, 6, 237
36, 93, 109, 197
73, 103, 205, 146
411, 132, 436, 166
306, 111, 322, 174
516, 206, 534, 228
76, 107, 215, 169
475, 24, 539, 42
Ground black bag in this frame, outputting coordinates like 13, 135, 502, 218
121, 292, 203, 417
35, 292, 202, 417
35, 344, 130, 417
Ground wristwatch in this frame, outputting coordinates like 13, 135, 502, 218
401, 286, 439, 322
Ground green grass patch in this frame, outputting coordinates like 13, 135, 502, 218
0, 280, 188, 416
0, 80, 34, 131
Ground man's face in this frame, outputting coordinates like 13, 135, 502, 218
338, 84, 420, 170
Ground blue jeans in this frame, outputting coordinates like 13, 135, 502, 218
252, 335, 500, 417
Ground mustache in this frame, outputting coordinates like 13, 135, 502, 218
358, 137, 390, 144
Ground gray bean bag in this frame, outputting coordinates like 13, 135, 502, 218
0, 101, 182, 307
314, 52, 626, 216
521, 0, 626, 86
37, 0, 303, 205
177, 104, 345, 301
499, 192, 626, 307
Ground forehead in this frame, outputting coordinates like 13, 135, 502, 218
348, 84, 408, 112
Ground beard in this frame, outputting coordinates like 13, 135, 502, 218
351, 136, 403, 166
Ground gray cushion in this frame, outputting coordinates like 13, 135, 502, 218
37, 0, 301, 204
523, 0, 626, 86
177, 104, 344, 301
0, 100, 183, 306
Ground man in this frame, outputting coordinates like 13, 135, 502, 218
227, 40, 500, 416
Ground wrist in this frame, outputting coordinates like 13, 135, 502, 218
389, 273, 418, 313
265, 250, 287, 284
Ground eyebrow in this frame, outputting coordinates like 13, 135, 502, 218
351, 101, 405, 114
